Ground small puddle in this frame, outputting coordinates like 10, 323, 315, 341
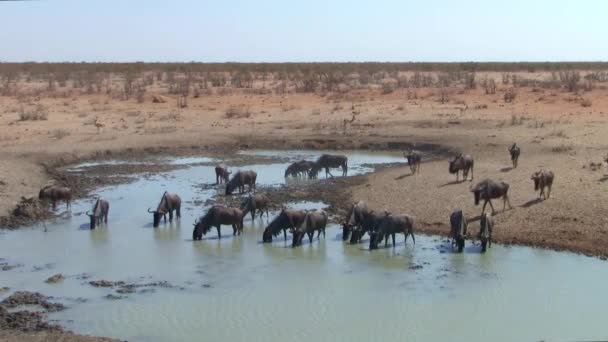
1, 150, 606, 342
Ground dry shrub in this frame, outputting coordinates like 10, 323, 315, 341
551, 144, 573, 153
382, 83, 394, 94
50, 129, 70, 140
504, 88, 517, 103
19, 104, 48, 121
580, 98, 592, 107
225, 105, 251, 119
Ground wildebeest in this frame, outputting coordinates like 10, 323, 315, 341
215, 164, 231, 184
508, 143, 521, 168
284, 160, 313, 178
369, 213, 415, 250
531, 170, 554, 200
478, 212, 493, 252
148, 191, 181, 228
38, 185, 72, 210
341, 201, 370, 241
86, 199, 109, 230
241, 194, 270, 221
404, 150, 422, 174
470, 179, 512, 214
292, 210, 328, 247
308, 154, 348, 179
192, 205, 244, 240
449, 209, 468, 253
262, 208, 306, 243
225, 170, 257, 195
449, 154, 474, 182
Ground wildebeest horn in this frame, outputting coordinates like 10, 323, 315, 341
148, 208, 154, 213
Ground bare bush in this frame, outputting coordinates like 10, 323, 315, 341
224, 105, 251, 119
504, 88, 517, 103
50, 129, 70, 140
560, 71, 580, 92
484, 77, 496, 94
382, 83, 394, 94
19, 104, 48, 121
580, 98, 592, 107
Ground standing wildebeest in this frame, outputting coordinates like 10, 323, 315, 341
341, 201, 370, 241
241, 194, 270, 221
225, 170, 257, 195
215, 164, 231, 184
192, 205, 244, 240
148, 191, 181, 228
369, 213, 415, 250
404, 150, 422, 174
308, 154, 348, 179
449, 154, 474, 182
284, 160, 313, 178
531, 169, 554, 200
449, 209, 468, 253
477, 212, 493, 252
262, 208, 306, 243
508, 143, 521, 168
86, 199, 109, 230
292, 210, 328, 247
38, 185, 72, 210
470, 179, 512, 214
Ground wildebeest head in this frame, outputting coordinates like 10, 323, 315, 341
291, 230, 305, 247
531, 171, 542, 190
368, 231, 379, 250
341, 221, 352, 241
448, 155, 461, 174
225, 182, 235, 195
148, 208, 164, 228
470, 182, 485, 206
86, 210, 97, 229
263, 209, 284, 243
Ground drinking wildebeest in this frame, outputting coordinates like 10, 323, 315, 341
225, 170, 257, 195
308, 154, 348, 179
241, 194, 270, 221
262, 208, 306, 243
192, 205, 244, 240
215, 164, 231, 184
86, 199, 109, 230
341, 201, 370, 241
404, 150, 422, 174
449, 154, 474, 182
38, 185, 72, 210
369, 213, 415, 250
531, 170, 554, 200
292, 210, 328, 247
449, 209, 468, 253
470, 179, 512, 214
477, 212, 493, 252
508, 143, 521, 168
148, 191, 181, 228
284, 160, 313, 178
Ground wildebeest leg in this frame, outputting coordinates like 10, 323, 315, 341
322, 227, 326, 239
283, 229, 287, 241
169, 211, 173, 223
326, 167, 334, 178
391, 233, 396, 247
216, 225, 221, 239
232, 224, 237, 236
470, 164, 474, 181
308, 232, 313, 243
316, 230, 321, 239
547, 185, 552, 199
504, 194, 513, 210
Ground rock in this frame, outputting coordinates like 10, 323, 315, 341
103, 294, 125, 300
45, 274, 64, 284
89, 280, 125, 288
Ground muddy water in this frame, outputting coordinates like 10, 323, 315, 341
1, 151, 607, 342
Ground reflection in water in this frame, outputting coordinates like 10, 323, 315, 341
1, 151, 607, 342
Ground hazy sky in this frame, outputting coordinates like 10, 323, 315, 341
1, 0, 606, 62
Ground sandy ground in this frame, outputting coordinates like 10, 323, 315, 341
1, 71, 608, 338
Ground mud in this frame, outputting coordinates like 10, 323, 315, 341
1, 292, 66, 312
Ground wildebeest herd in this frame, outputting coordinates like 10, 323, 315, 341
37, 148, 559, 253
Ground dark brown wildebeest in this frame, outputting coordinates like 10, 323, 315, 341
148, 191, 181, 228
369, 213, 415, 250
215, 164, 231, 184
449, 209, 467, 253
262, 208, 306, 243
470, 179, 512, 214
341, 201, 370, 241
449, 154, 474, 182
192, 205, 244, 240
308, 154, 348, 179
241, 194, 270, 221
477, 212, 493, 253
39, 185, 72, 210
508, 143, 521, 168
292, 210, 328, 247
404, 150, 422, 174
284, 160, 313, 178
350, 210, 386, 244
225, 170, 257, 195
531, 169, 554, 200
86, 199, 109, 230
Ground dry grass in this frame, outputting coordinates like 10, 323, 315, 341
224, 105, 251, 119
19, 104, 48, 121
